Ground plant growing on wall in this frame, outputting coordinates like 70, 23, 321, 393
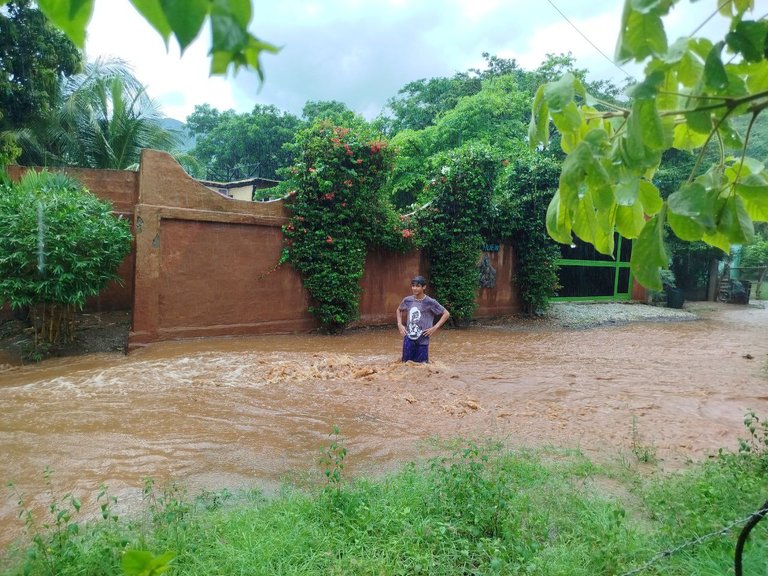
281, 122, 408, 333
0, 170, 132, 350
494, 147, 562, 314
413, 144, 498, 323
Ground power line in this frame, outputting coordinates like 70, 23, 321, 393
545, 0, 634, 80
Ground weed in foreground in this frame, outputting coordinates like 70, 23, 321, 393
5, 468, 127, 576
739, 410, 768, 461
319, 425, 347, 494
631, 415, 658, 464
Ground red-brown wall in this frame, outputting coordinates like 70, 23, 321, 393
7, 151, 522, 351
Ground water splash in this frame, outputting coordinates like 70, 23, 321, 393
37, 200, 45, 273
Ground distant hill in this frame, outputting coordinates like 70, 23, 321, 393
159, 118, 196, 152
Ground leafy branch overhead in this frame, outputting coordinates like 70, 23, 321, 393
530, 0, 768, 290
7, 0, 280, 77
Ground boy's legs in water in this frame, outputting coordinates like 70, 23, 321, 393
402, 337, 429, 363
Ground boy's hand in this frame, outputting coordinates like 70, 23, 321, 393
423, 326, 436, 337
398, 325, 406, 336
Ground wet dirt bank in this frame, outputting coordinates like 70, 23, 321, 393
0, 302, 766, 551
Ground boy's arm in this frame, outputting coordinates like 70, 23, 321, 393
423, 308, 450, 337
396, 307, 406, 336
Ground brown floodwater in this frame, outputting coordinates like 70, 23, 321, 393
1, 303, 766, 551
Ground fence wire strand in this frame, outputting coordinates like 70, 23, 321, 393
619, 504, 768, 576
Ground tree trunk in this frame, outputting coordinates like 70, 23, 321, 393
757, 266, 767, 300
30, 302, 75, 346
706, 258, 719, 302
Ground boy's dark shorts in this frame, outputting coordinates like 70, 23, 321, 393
402, 337, 429, 363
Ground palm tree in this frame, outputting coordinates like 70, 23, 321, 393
17, 58, 178, 169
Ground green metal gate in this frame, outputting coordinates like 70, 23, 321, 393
552, 234, 633, 302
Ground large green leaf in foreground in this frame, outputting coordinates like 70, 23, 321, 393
531, 0, 768, 289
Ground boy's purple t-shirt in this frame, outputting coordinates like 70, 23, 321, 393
398, 295, 446, 345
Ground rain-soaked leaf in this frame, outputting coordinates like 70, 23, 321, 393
37, 0, 94, 47
630, 212, 668, 291
161, 0, 208, 52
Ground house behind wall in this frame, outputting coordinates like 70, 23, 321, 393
197, 176, 280, 202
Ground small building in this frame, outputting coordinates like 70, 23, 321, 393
197, 176, 281, 202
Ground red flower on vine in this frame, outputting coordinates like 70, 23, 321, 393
343, 179, 353, 187
326, 236, 334, 244
344, 144, 353, 156
323, 192, 335, 200
370, 141, 385, 153
401, 229, 412, 239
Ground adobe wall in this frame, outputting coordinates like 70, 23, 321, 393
355, 246, 519, 326
128, 151, 521, 350
6, 165, 137, 312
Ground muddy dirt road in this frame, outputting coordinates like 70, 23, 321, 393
1, 302, 766, 550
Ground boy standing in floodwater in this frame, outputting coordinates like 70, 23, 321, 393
397, 275, 450, 363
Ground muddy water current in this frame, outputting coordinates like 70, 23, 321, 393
1, 304, 766, 551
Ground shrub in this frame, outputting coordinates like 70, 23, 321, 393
506, 192, 561, 314
0, 170, 132, 347
494, 150, 561, 314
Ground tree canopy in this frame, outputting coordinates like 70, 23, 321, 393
530, 0, 768, 290
0, 0, 82, 164
187, 104, 301, 181
301, 100, 359, 126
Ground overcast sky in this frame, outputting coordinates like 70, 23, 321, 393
85, 1, 729, 122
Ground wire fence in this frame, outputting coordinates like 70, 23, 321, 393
619, 501, 768, 576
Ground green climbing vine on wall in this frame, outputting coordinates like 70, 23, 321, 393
411, 144, 499, 323
280, 121, 410, 333
494, 148, 563, 314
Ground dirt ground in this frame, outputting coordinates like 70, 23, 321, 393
0, 310, 131, 364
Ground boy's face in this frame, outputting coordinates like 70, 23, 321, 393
411, 282, 426, 297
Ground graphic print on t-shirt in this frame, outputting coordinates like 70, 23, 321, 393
407, 306, 422, 340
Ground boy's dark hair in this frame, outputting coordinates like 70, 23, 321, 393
411, 275, 427, 286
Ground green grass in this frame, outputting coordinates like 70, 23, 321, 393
2, 438, 768, 576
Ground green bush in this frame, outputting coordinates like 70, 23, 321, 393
494, 150, 562, 314
741, 234, 768, 270
507, 192, 561, 315
0, 170, 132, 347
